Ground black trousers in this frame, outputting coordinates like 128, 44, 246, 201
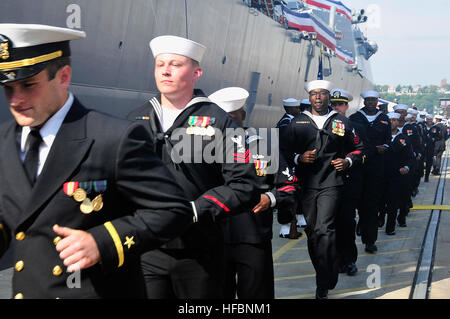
414, 157, 424, 188
141, 246, 225, 299
382, 175, 409, 233
358, 170, 383, 245
223, 241, 274, 299
433, 149, 444, 173
301, 186, 342, 290
336, 183, 361, 266
425, 145, 435, 178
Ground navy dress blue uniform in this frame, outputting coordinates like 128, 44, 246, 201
424, 123, 440, 179
282, 106, 364, 293
380, 130, 415, 233
0, 24, 193, 299
433, 121, 448, 174
402, 122, 421, 196
220, 128, 297, 299
1, 100, 193, 299
127, 91, 259, 298
349, 109, 391, 249
275, 112, 298, 226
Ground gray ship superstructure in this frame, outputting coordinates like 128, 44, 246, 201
0, 0, 378, 127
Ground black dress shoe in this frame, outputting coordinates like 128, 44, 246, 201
338, 264, 347, 274
346, 263, 358, 276
397, 221, 407, 227
279, 232, 302, 239
365, 243, 377, 254
378, 218, 385, 228
386, 230, 396, 235
315, 288, 328, 299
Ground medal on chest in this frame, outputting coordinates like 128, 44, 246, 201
332, 120, 345, 136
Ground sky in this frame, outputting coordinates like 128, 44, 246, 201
343, 0, 450, 86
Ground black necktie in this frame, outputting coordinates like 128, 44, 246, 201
23, 128, 42, 186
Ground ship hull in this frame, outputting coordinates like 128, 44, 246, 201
0, 0, 374, 126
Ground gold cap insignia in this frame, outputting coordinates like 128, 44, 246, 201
0, 42, 9, 61
333, 91, 341, 99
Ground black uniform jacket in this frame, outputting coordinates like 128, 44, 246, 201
429, 124, 446, 153
276, 113, 295, 139
385, 132, 415, 178
127, 89, 259, 250
349, 110, 391, 170
282, 108, 364, 189
220, 128, 297, 244
402, 123, 422, 157
0, 99, 193, 298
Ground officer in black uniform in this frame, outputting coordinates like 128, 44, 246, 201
378, 112, 415, 234
127, 36, 259, 298
276, 98, 302, 239
210, 87, 297, 299
424, 114, 440, 182
417, 111, 428, 180
281, 80, 364, 299
433, 115, 448, 175
330, 88, 361, 276
0, 24, 193, 299
349, 90, 391, 254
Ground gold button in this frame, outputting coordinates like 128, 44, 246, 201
14, 293, 24, 299
15, 232, 25, 241
53, 236, 62, 246
15, 260, 24, 272
52, 265, 63, 276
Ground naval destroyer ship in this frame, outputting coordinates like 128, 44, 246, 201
0, 0, 378, 127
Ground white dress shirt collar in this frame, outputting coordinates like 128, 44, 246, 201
21, 92, 74, 152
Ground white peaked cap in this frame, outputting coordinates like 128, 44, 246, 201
330, 88, 353, 102
305, 80, 333, 93
301, 99, 311, 105
407, 108, 419, 115
387, 112, 401, 119
0, 23, 86, 48
435, 115, 444, 120
283, 98, 300, 107
360, 90, 380, 99
394, 104, 409, 111
208, 87, 249, 113
150, 35, 206, 63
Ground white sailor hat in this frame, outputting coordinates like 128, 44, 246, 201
208, 87, 249, 113
300, 99, 311, 105
0, 24, 85, 83
407, 108, 419, 115
150, 35, 206, 63
330, 88, 353, 103
393, 104, 409, 111
305, 80, 333, 93
434, 115, 444, 120
283, 98, 300, 107
405, 114, 413, 119
419, 111, 427, 116
360, 90, 380, 99
426, 114, 434, 120
387, 112, 401, 120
